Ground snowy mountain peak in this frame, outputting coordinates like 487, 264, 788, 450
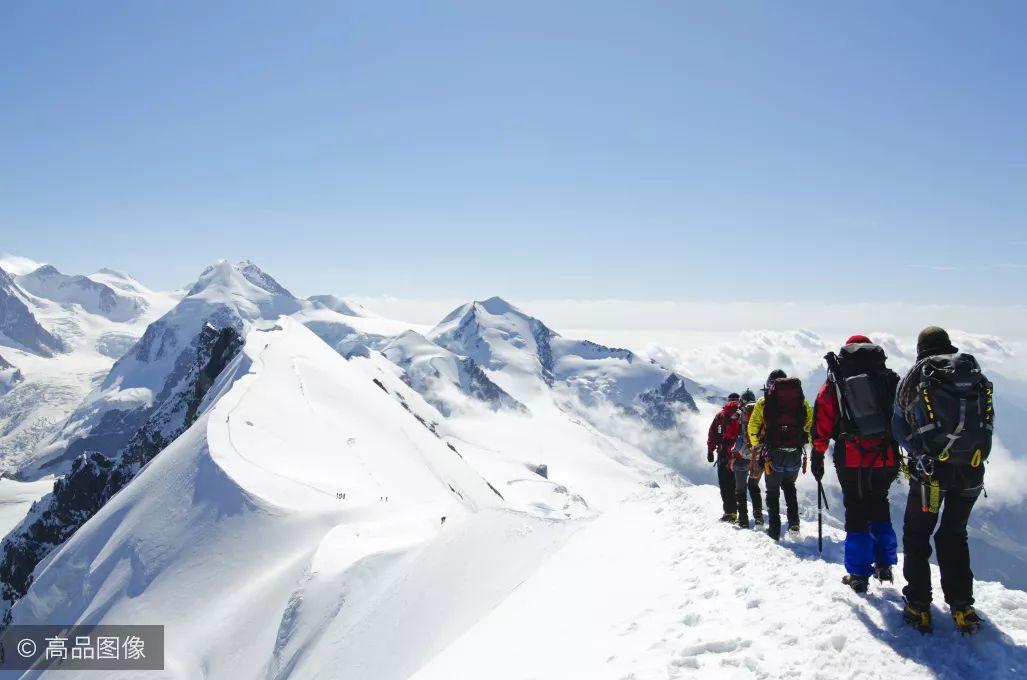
27, 264, 59, 277
187, 260, 295, 300
474, 296, 521, 316
429, 297, 557, 391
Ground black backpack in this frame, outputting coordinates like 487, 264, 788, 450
764, 378, 808, 449
825, 343, 899, 440
898, 352, 994, 466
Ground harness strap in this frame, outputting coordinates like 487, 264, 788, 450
939, 398, 968, 459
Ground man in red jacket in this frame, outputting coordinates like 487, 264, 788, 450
708, 393, 742, 522
811, 335, 900, 593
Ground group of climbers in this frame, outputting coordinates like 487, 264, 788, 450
706, 326, 993, 635
708, 372, 813, 539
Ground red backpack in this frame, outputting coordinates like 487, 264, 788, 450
721, 402, 742, 444
764, 378, 807, 449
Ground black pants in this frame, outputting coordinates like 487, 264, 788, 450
717, 456, 737, 515
765, 468, 799, 535
734, 461, 762, 520
836, 463, 898, 532
902, 468, 982, 608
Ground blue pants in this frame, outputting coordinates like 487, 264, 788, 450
837, 464, 899, 577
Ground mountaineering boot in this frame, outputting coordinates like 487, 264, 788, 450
842, 574, 869, 594
873, 565, 894, 583
766, 527, 780, 541
719, 512, 738, 523
753, 515, 764, 528
952, 607, 982, 635
736, 513, 749, 529
787, 522, 800, 534
903, 600, 933, 634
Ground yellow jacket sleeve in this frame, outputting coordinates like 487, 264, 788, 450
804, 400, 814, 440
748, 398, 765, 450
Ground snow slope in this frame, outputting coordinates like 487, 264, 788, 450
413, 483, 1027, 680
8, 318, 515, 672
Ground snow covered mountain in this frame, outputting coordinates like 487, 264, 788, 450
5, 317, 509, 674
0, 266, 65, 358
22, 260, 299, 478
427, 297, 699, 429
382, 330, 526, 415
0, 260, 308, 608
0, 259, 178, 476
15, 264, 147, 322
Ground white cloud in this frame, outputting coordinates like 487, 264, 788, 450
0, 253, 45, 276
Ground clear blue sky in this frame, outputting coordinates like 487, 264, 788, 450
3, 1, 1025, 302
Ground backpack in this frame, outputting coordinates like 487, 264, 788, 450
825, 343, 899, 440
735, 402, 756, 456
898, 352, 994, 466
764, 378, 807, 449
722, 402, 742, 443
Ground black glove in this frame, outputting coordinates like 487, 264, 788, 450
811, 451, 825, 481
707, 451, 715, 463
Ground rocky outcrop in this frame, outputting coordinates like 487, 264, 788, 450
636, 374, 698, 429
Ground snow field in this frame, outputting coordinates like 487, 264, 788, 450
414, 484, 1027, 680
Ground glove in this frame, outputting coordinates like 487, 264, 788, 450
811, 451, 825, 481
707, 451, 715, 463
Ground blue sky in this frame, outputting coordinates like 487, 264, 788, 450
2, 1, 1025, 302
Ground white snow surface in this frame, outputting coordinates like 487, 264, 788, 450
414, 485, 1027, 680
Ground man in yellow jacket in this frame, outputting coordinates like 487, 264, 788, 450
748, 369, 814, 540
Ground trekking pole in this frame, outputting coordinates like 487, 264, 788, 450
817, 481, 830, 557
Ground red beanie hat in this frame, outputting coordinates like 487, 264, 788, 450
846, 334, 872, 344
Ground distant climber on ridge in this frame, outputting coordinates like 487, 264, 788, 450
708, 392, 743, 522
813, 335, 901, 593
748, 370, 813, 540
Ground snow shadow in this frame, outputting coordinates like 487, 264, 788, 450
849, 595, 1027, 676
772, 530, 847, 567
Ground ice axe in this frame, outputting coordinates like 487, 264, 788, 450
817, 480, 830, 558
